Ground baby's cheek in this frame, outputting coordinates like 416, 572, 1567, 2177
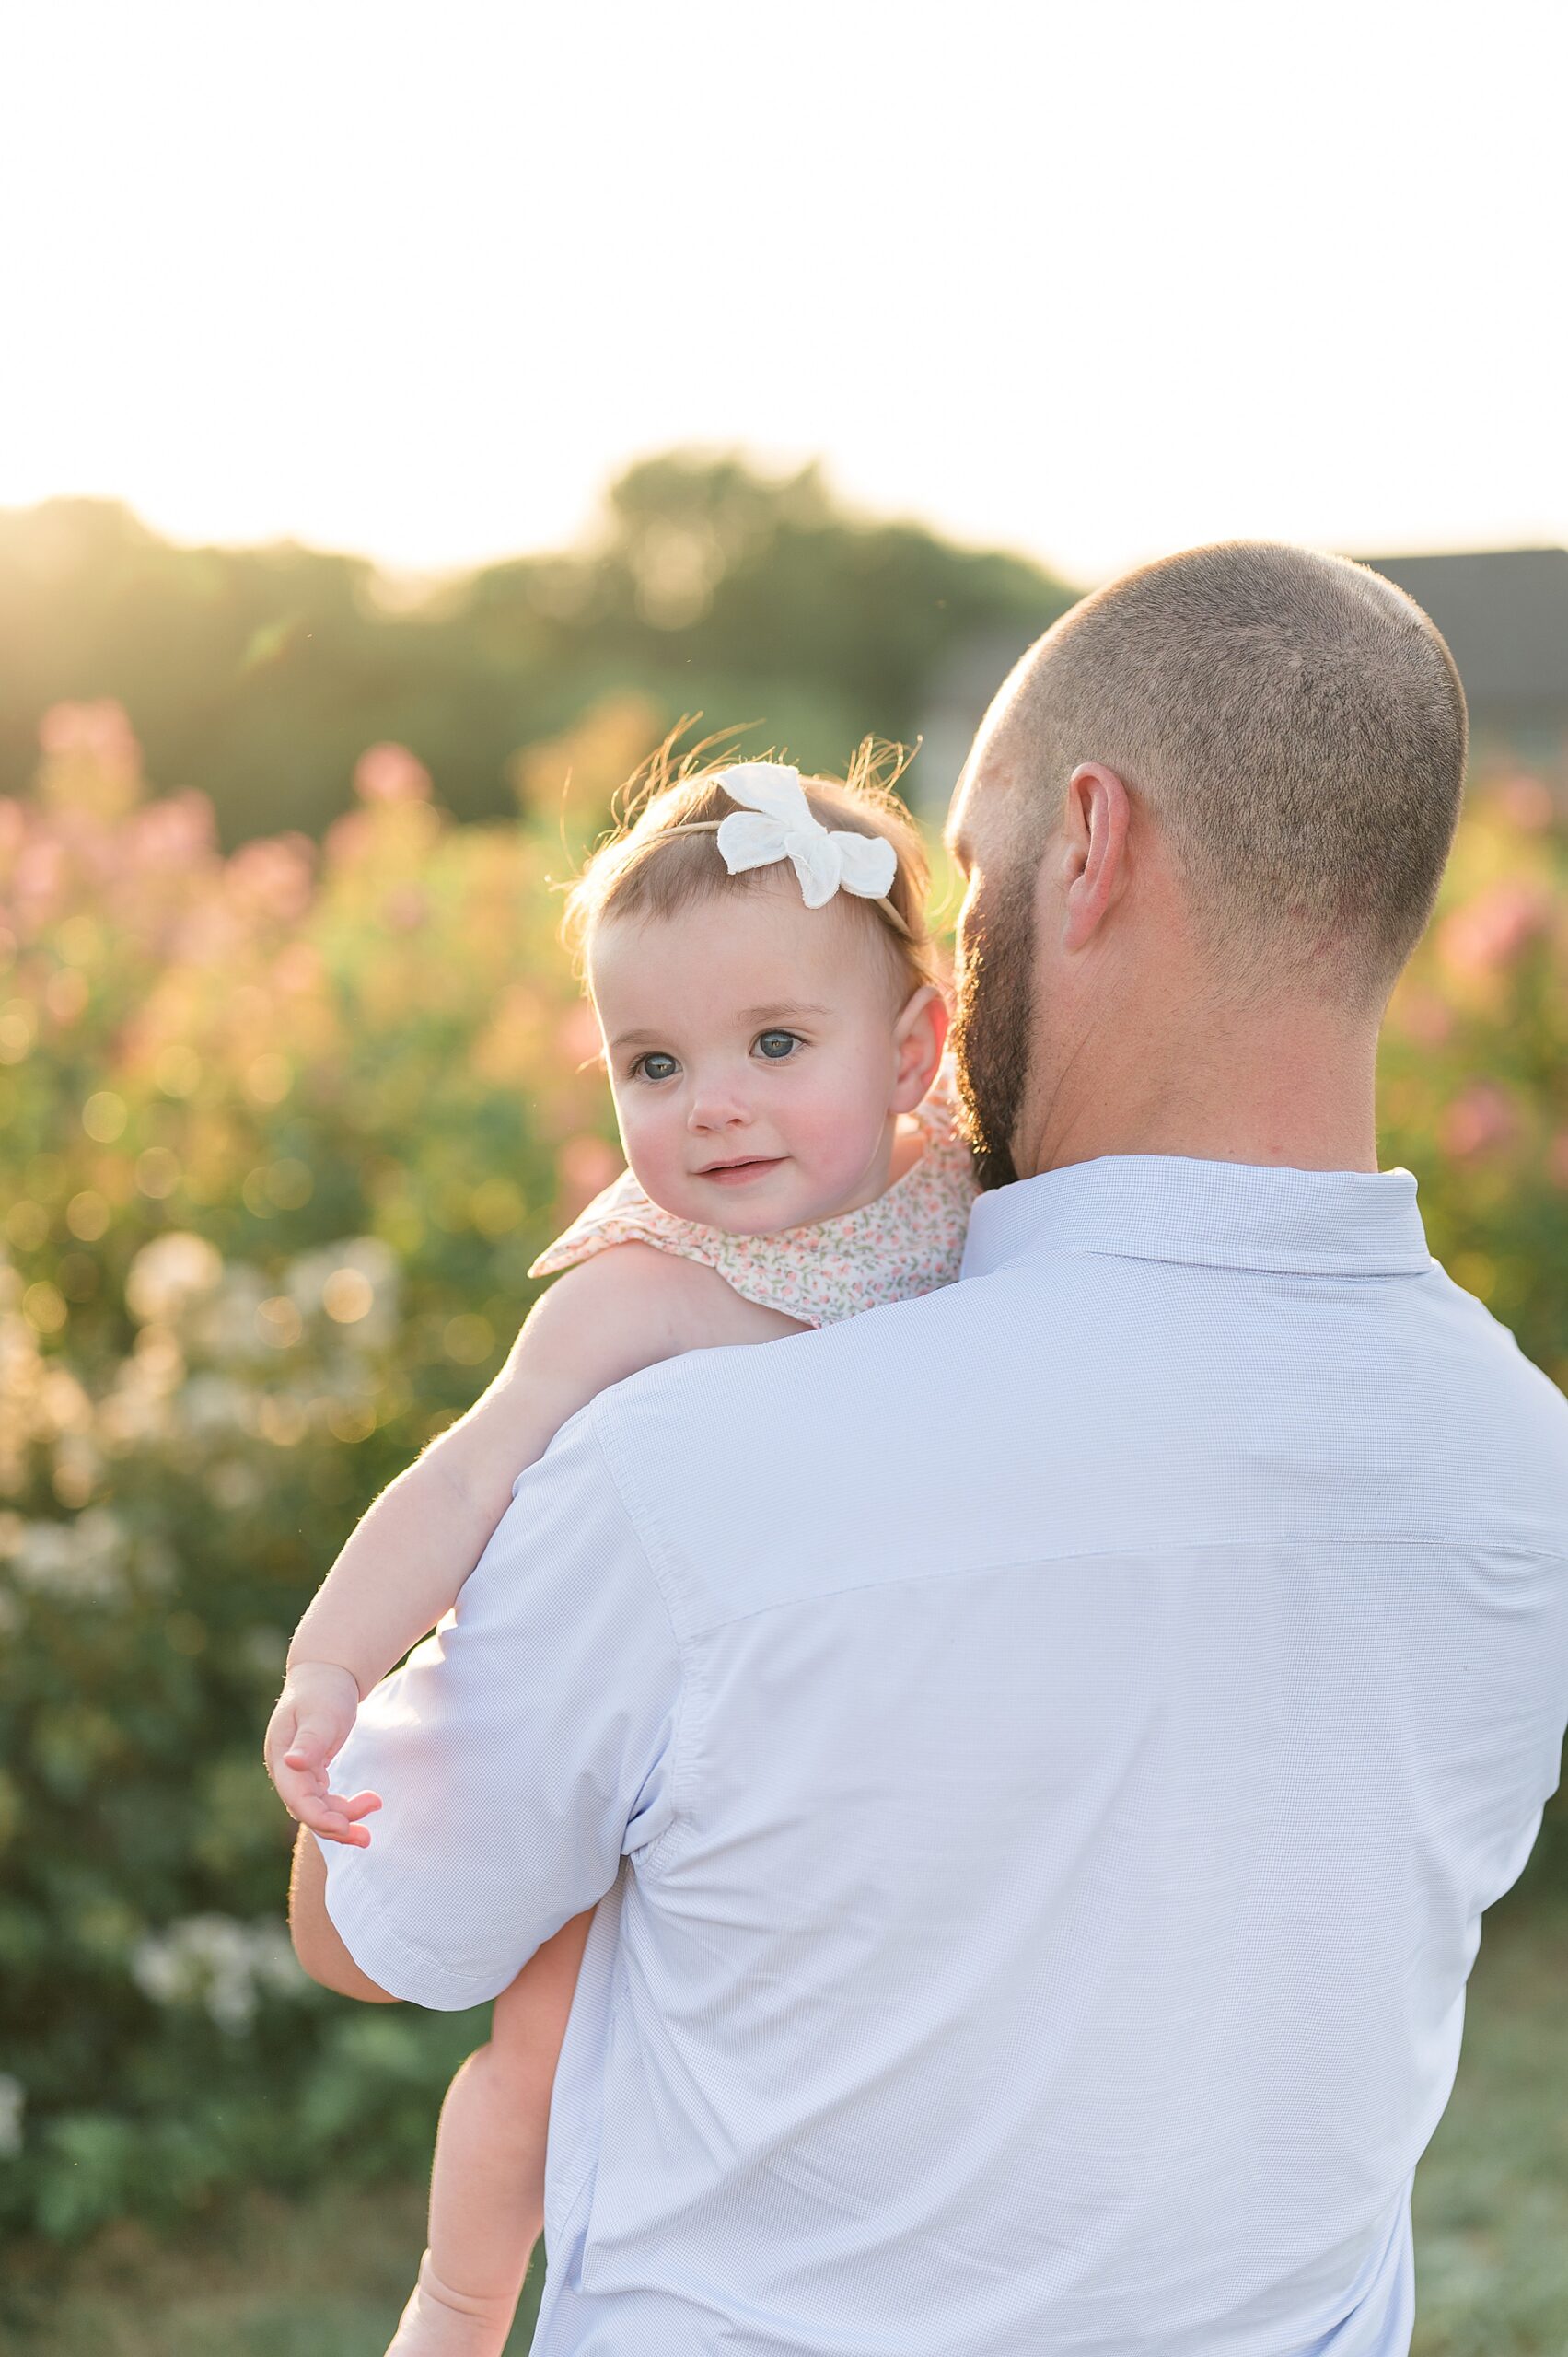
786, 1085, 884, 1187
614, 1098, 675, 1198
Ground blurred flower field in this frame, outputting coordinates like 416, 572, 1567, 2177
0, 709, 619, 2247
0, 706, 1564, 2257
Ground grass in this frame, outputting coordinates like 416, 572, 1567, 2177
13, 1897, 1568, 2356
3, 2190, 545, 2357
1407, 1896, 1568, 2356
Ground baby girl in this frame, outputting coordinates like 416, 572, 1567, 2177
266, 753, 978, 2355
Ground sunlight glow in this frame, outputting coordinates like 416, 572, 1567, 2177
3, 0, 1563, 581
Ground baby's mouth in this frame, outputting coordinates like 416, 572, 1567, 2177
696, 1155, 785, 1185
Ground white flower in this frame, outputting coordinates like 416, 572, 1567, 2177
40, 1367, 92, 1435
7, 1507, 128, 1602
206, 1456, 264, 1511
177, 1372, 254, 1439
96, 1348, 182, 1452
182, 1265, 271, 1362
131, 1915, 308, 2034
125, 1233, 223, 1326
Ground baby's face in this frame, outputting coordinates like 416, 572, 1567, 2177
588, 885, 919, 1235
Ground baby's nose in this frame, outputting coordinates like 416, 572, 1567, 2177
687, 1086, 749, 1132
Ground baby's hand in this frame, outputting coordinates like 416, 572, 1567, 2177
264, 1661, 382, 1847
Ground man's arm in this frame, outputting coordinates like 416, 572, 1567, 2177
289, 1824, 397, 2002
298, 1399, 687, 2012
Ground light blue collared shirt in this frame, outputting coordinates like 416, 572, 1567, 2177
323, 1157, 1568, 2357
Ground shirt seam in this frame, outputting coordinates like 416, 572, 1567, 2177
969, 1244, 1435, 1280
679, 1535, 1568, 1643
324, 1847, 502, 2010
587, 1402, 708, 1880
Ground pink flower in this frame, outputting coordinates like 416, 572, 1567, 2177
1494, 774, 1556, 832
1438, 882, 1553, 981
226, 836, 316, 924
38, 699, 140, 769
1439, 1083, 1519, 1161
1388, 985, 1453, 1049
129, 792, 217, 871
559, 1135, 621, 1205
323, 809, 374, 867
557, 1003, 602, 1067
273, 942, 325, 994
382, 885, 428, 931
354, 743, 432, 805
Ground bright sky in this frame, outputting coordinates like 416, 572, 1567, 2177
3, 0, 1563, 587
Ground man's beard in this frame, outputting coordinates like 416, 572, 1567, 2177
950, 866, 1038, 1193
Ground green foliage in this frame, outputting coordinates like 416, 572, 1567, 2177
0, 730, 611, 2241
0, 456, 1073, 846
1379, 769, 1568, 1397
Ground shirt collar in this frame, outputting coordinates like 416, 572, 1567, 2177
960, 1155, 1433, 1281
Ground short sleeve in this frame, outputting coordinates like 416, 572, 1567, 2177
318, 1403, 686, 2010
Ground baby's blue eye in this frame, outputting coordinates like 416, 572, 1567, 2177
754, 1030, 800, 1062
633, 1051, 679, 1083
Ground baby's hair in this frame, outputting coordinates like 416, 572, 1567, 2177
563, 736, 940, 1000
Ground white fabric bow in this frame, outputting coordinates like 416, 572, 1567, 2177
714, 764, 897, 911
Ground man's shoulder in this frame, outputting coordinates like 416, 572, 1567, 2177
1424, 1262, 1568, 1489
587, 1275, 996, 1631
601, 1271, 981, 1454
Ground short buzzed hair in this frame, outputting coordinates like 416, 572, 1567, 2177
991, 541, 1468, 998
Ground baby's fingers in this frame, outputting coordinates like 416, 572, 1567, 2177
300, 1787, 383, 1848
272, 1751, 370, 1835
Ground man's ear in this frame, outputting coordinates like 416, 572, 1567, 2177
890, 983, 949, 1114
1060, 763, 1132, 954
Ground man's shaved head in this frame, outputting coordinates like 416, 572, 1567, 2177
950, 542, 1469, 1186
982, 540, 1467, 995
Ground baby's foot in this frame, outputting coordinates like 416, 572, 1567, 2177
383, 2250, 523, 2357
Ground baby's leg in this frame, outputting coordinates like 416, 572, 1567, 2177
386, 1906, 596, 2357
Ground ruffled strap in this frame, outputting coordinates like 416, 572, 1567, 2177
528, 1167, 711, 1283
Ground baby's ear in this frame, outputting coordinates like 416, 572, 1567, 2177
891, 984, 948, 1112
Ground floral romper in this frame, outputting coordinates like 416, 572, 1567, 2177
529, 1078, 979, 1326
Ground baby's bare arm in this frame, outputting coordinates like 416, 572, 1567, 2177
268, 1248, 801, 1837
289, 1245, 798, 1687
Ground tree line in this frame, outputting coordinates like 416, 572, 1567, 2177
0, 454, 1074, 844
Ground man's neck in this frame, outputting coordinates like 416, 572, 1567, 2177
1019, 997, 1383, 1179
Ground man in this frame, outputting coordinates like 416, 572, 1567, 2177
293, 542, 1568, 2356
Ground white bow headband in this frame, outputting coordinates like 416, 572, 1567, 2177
664, 763, 912, 939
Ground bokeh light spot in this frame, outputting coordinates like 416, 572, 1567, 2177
256, 1296, 304, 1350
23, 1282, 67, 1335
257, 1395, 308, 1446
6, 1201, 50, 1252
470, 1177, 524, 1237
65, 1190, 110, 1242
246, 1053, 293, 1107
443, 1312, 494, 1366
326, 1401, 377, 1444
82, 1091, 128, 1143
45, 969, 89, 1024
0, 1003, 36, 1064
322, 1268, 374, 1324
135, 1147, 181, 1200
